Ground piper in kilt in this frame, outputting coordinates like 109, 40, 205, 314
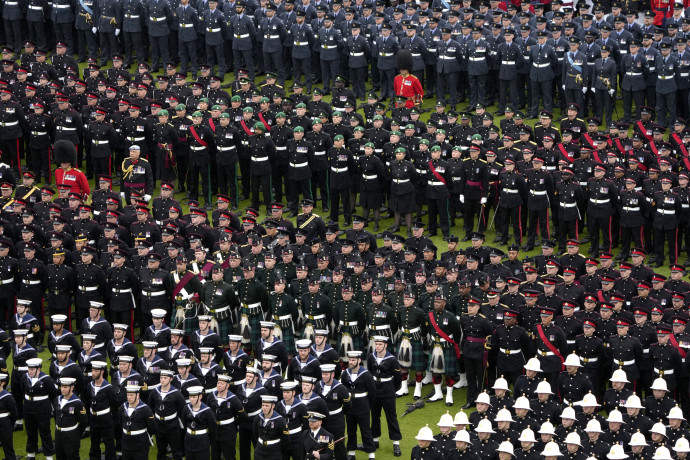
171, 255, 203, 335
200, 263, 239, 346
427, 291, 462, 406
365, 286, 398, 356
300, 276, 332, 343
269, 276, 300, 358
333, 283, 367, 362
395, 288, 429, 398
236, 262, 269, 353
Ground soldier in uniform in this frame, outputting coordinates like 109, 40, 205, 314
460, 297, 494, 408
229, 2, 257, 81
303, 411, 335, 460
367, 335, 402, 456
341, 350, 375, 459
620, 39, 648, 123
529, 31, 558, 118
181, 385, 217, 459
147, 368, 185, 460
652, 177, 682, 267
532, 306, 568, 389
523, 156, 555, 251
121, 145, 154, 202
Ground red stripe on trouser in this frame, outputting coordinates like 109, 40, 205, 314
608, 216, 613, 252
129, 310, 135, 341
16, 139, 20, 174
517, 206, 522, 242
546, 209, 550, 238
575, 220, 579, 240
641, 227, 645, 247
676, 229, 679, 264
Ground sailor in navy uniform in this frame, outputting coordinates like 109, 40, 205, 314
182, 385, 217, 460
275, 380, 308, 459
147, 369, 185, 460
236, 366, 268, 459
54, 376, 88, 459
23, 358, 58, 460
253, 394, 290, 458
207, 373, 246, 460
86, 361, 117, 460
367, 335, 403, 456
118, 385, 156, 460
0, 373, 17, 460
302, 411, 335, 460
10, 328, 36, 432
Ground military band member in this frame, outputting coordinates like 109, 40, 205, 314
0, 373, 17, 460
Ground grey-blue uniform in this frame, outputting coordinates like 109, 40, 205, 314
229, 4, 257, 80
74, 0, 97, 60
620, 44, 649, 122
466, 30, 491, 108
176, 2, 198, 76
563, 40, 589, 118
655, 43, 679, 127
259, 7, 287, 85
204, 3, 228, 77
643, 41, 660, 109
436, 31, 463, 109
145, 0, 174, 71
95, 0, 123, 66
528, 36, 558, 117
318, 21, 343, 93
121, 0, 147, 69
593, 47, 619, 125
496, 35, 524, 112
345, 24, 371, 99
290, 14, 314, 91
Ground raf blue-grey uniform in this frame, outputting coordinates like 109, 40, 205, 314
529, 38, 558, 117
95, 0, 123, 66
318, 19, 342, 94
593, 50, 619, 125
145, 0, 174, 71
620, 45, 648, 122
2, 0, 23, 56
436, 31, 463, 110
345, 23, 371, 100
259, 7, 287, 86
496, 35, 524, 113
204, 2, 228, 78
563, 41, 589, 118
422, 23, 442, 97
74, 0, 97, 61
280, 7, 297, 78
466, 30, 491, 108
400, 27, 428, 86
177, 2, 199, 77
26, 0, 48, 51
229, 3, 257, 80
655, 46, 678, 128
374, 27, 399, 101
290, 13, 314, 92
643, 42, 660, 110
121, 0, 147, 68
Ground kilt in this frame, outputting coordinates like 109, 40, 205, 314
337, 331, 364, 354
276, 324, 296, 356
389, 191, 417, 214
244, 311, 263, 347
360, 190, 383, 210
183, 309, 199, 336
397, 336, 426, 372
427, 344, 459, 376
214, 315, 233, 344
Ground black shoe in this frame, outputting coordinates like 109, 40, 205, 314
386, 224, 399, 232
428, 230, 438, 237
36, 345, 45, 353
289, 209, 298, 218
394, 445, 402, 457
13, 424, 22, 432
323, 206, 329, 213
461, 402, 475, 409
521, 244, 534, 251
655, 262, 664, 268
461, 235, 470, 242
343, 221, 351, 227
373, 223, 379, 232
407, 228, 412, 238
204, 204, 213, 211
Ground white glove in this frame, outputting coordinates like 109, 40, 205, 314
480, 197, 487, 205
115, 29, 120, 36
562, 84, 566, 90
459, 195, 465, 204
120, 192, 125, 198
92, 27, 97, 34
582, 87, 587, 94
144, 194, 151, 201
609, 89, 615, 97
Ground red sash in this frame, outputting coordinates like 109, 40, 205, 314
614, 138, 626, 154
173, 271, 197, 298
536, 324, 565, 369
583, 133, 595, 148
190, 127, 208, 147
258, 112, 272, 131
208, 118, 216, 133
650, 141, 660, 157
682, 156, 690, 172
673, 133, 690, 157
428, 312, 461, 359
220, 254, 233, 269
597, 290, 606, 303
240, 120, 253, 136
558, 144, 574, 163
428, 160, 446, 185
670, 333, 688, 359
592, 150, 604, 164
637, 121, 653, 141
198, 261, 215, 280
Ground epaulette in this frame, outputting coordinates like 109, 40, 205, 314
479, 313, 487, 318
479, 159, 487, 163
576, 118, 585, 122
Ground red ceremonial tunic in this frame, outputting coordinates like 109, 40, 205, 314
393, 73, 424, 109
55, 167, 90, 199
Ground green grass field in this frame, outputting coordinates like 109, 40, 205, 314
6, 63, 676, 458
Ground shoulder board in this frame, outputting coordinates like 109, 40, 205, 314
479, 313, 487, 318
479, 159, 487, 163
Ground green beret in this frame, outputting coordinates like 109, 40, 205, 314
220, 113, 230, 118
419, 139, 430, 145
405, 124, 415, 130
373, 115, 383, 121
275, 112, 286, 118
312, 119, 322, 125
390, 131, 401, 136
192, 111, 203, 118
254, 122, 266, 131
364, 142, 375, 148
260, 97, 269, 103
296, 103, 307, 109
231, 95, 241, 102
436, 129, 446, 134
175, 104, 186, 111
334, 134, 344, 141
293, 126, 305, 133
199, 98, 209, 103
157, 109, 169, 116
430, 145, 441, 151
332, 111, 342, 117
353, 126, 364, 132
243, 107, 254, 113
394, 147, 406, 154
211, 105, 221, 110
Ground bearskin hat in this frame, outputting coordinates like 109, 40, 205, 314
54, 140, 77, 166
395, 49, 414, 73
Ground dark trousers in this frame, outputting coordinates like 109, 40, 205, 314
565, 88, 585, 118
156, 425, 184, 460
464, 198, 483, 236
189, 163, 211, 204
251, 173, 272, 210
92, 156, 111, 178
351, 66, 367, 99
468, 74, 487, 107
55, 22, 73, 53
557, 219, 579, 251
437, 71, 459, 107
122, 447, 149, 460
465, 357, 484, 404
530, 79, 553, 116
208, 43, 227, 76
620, 225, 643, 258
323, 418, 346, 460
428, 196, 450, 236
330, 187, 351, 223
27, 21, 46, 50
656, 91, 677, 127
311, 170, 328, 209
149, 34, 169, 71
293, 57, 312, 90
595, 89, 615, 126
527, 208, 549, 244
379, 68, 395, 100
263, 50, 284, 85
0, 297, 10, 329
371, 397, 401, 441
217, 161, 238, 206
180, 39, 198, 76
3, 20, 21, 54
185, 448, 210, 460
238, 425, 253, 460
168, 32, 178, 65
234, 49, 255, 80
622, 89, 645, 122
346, 410, 375, 454
123, 31, 145, 66
0, 422, 15, 460
271, 164, 286, 203
287, 178, 311, 210
645, 85, 656, 109
517, 73, 531, 109
55, 430, 80, 460
655, 227, 678, 265
680, 88, 690, 119
0, 138, 21, 171
321, 58, 340, 92
500, 206, 522, 243
498, 78, 518, 112
99, 32, 118, 66
239, 158, 250, 197
211, 432, 236, 460
25, 412, 54, 456
589, 215, 613, 253
77, 28, 97, 60
29, 147, 49, 182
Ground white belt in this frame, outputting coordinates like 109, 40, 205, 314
370, 324, 390, 330
560, 202, 578, 208
363, 174, 377, 180
5, 2, 17, 5
218, 417, 235, 425
150, 16, 167, 21
379, 52, 392, 57
245, 302, 261, 309
538, 350, 555, 356
23, 280, 41, 285
187, 428, 208, 435
127, 136, 145, 141
0, 277, 14, 285
78, 286, 98, 291
623, 207, 640, 212
204, 27, 220, 32
258, 437, 280, 445
579, 181, 588, 186
15, 367, 28, 371
32, 131, 47, 136
643, 348, 650, 354
29, 7, 43, 12
545, 166, 557, 171
294, 41, 308, 46
403, 327, 421, 334
331, 167, 348, 173
113, 288, 132, 293
205, 388, 215, 394
1, 121, 18, 127
393, 178, 409, 184
191, 146, 207, 151
376, 376, 393, 382
59, 126, 77, 131
655, 368, 674, 375
567, 340, 575, 345
275, 314, 292, 321
533, 63, 550, 68
469, 57, 485, 61
681, 73, 689, 77
350, 52, 364, 57
659, 75, 674, 80
123, 429, 148, 435
0, 412, 9, 418
55, 4, 69, 7
374, 149, 383, 153
530, 190, 547, 195
581, 357, 598, 363
248, 409, 261, 416
500, 348, 521, 354
306, 314, 325, 320
92, 140, 109, 145
235, 34, 249, 38
503, 189, 518, 194
502, 61, 516, 65
25, 395, 49, 401
339, 320, 358, 326
615, 359, 636, 366
626, 72, 642, 76
288, 161, 307, 167
180, 23, 194, 28
428, 181, 445, 186
157, 347, 166, 352
212, 306, 230, 313
143, 290, 166, 297
321, 45, 333, 49
275, 146, 287, 151
265, 34, 280, 39
684, 204, 690, 209
91, 408, 111, 416
649, 67, 656, 72
354, 392, 368, 398
314, 151, 325, 156
251, 156, 269, 162
440, 56, 456, 60
658, 209, 675, 214
590, 198, 610, 204
125, 14, 139, 18
287, 426, 301, 434
94, 343, 105, 349
56, 424, 79, 432
218, 146, 236, 152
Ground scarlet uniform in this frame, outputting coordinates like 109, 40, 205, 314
394, 74, 424, 109
54, 167, 90, 199
651, 0, 672, 25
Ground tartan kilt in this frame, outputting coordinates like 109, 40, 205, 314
247, 314, 263, 347
214, 315, 233, 344
275, 324, 296, 356
427, 344, 459, 376
183, 310, 199, 336
337, 331, 365, 355
397, 336, 426, 372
